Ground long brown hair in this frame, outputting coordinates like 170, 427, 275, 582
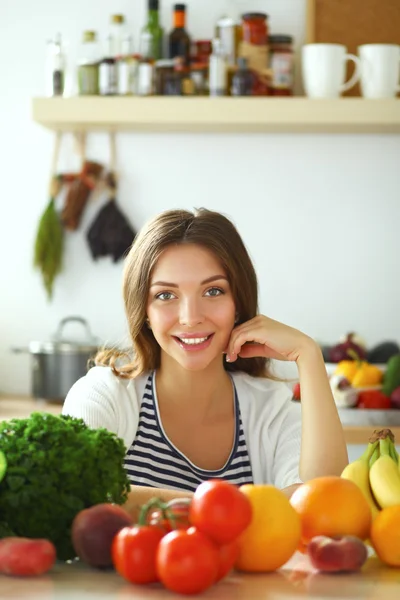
95, 208, 272, 378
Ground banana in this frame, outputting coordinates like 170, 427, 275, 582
369, 438, 400, 508
341, 440, 380, 519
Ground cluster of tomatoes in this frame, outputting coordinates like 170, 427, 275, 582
111, 479, 253, 595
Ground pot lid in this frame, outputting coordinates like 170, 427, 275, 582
28, 316, 101, 355
28, 340, 99, 355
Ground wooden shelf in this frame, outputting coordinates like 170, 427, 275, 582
32, 97, 400, 134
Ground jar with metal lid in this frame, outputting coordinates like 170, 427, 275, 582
155, 59, 175, 94
269, 34, 294, 96
239, 13, 269, 95
242, 13, 268, 46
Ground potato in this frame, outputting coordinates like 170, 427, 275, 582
72, 503, 132, 568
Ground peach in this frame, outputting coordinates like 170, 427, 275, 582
307, 535, 368, 573
72, 503, 132, 568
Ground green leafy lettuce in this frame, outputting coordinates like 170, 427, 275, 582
0, 413, 130, 560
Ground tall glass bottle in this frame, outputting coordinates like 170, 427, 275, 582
45, 33, 65, 96
137, 32, 155, 96
142, 0, 163, 60
118, 35, 139, 95
110, 14, 126, 57
77, 31, 101, 95
169, 4, 191, 65
209, 38, 227, 96
99, 35, 118, 95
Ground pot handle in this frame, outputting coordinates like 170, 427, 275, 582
10, 347, 30, 354
53, 316, 98, 344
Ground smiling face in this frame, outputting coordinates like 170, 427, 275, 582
147, 243, 236, 372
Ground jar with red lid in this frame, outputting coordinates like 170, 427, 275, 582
242, 13, 268, 46
240, 13, 269, 95
269, 34, 294, 96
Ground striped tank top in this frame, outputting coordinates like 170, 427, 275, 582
124, 372, 254, 492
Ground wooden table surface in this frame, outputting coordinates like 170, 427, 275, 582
1, 396, 400, 445
0, 551, 398, 599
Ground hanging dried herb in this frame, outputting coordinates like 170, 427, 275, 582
33, 178, 64, 299
61, 161, 103, 231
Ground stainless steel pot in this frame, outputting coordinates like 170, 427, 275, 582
12, 316, 101, 403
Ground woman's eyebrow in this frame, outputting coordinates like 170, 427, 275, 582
150, 275, 228, 288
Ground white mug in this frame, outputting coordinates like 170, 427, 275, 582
358, 44, 400, 99
302, 43, 361, 98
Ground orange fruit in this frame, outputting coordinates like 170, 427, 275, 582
370, 505, 400, 567
290, 476, 372, 544
235, 484, 301, 572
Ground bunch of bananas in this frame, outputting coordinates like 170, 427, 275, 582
341, 428, 400, 518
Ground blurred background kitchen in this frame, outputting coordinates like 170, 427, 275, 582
0, 0, 399, 434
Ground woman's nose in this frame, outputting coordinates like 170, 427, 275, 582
179, 298, 205, 327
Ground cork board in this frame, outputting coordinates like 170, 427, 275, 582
306, 0, 400, 95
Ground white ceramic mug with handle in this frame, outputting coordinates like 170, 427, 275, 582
302, 43, 361, 98
358, 44, 400, 98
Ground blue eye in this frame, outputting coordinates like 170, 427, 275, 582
205, 287, 224, 297
155, 292, 175, 301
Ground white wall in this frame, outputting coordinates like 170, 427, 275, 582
1, 0, 399, 395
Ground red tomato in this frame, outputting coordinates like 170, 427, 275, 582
189, 479, 252, 545
215, 539, 239, 582
156, 527, 219, 595
147, 498, 191, 533
111, 525, 164, 584
357, 390, 391, 409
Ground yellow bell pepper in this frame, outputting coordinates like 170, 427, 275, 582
334, 360, 359, 381
352, 363, 383, 388
334, 359, 383, 388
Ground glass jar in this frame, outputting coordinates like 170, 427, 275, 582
269, 34, 294, 96
190, 62, 208, 95
175, 64, 195, 95
240, 13, 269, 96
155, 59, 175, 94
242, 13, 268, 46
194, 40, 212, 63
77, 31, 101, 95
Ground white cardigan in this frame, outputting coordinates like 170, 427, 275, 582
62, 366, 303, 490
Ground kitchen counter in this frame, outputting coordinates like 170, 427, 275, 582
0, 396, 62, 420
0, 551, 399, 599
1, 396, 400, 445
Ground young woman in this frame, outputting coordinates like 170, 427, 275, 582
63, 208, 348, 517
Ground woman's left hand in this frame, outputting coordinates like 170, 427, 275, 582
225, 315, 315, 363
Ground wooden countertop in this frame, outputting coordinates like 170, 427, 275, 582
0, 396, 62, 420
1, 396, 400, 444
0, 551, 398, 599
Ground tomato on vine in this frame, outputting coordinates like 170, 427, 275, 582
157, 527, 219, 595
189, 479, 253, 545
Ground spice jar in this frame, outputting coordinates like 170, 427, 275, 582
175, 64, 195, 95
190, 62, 208, 95
239, 13, 269, 96
155, 59, 175, 95
242, 13, 268, 46
194, 40, 212, 63
269, 35, 294, 96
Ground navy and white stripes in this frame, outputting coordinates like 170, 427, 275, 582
124, 373, 254, 492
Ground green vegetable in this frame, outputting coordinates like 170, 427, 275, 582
0, 451, 7, 483
382, 353, 400, 397
33, 195, 64, 300
0, 413, 130, 560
